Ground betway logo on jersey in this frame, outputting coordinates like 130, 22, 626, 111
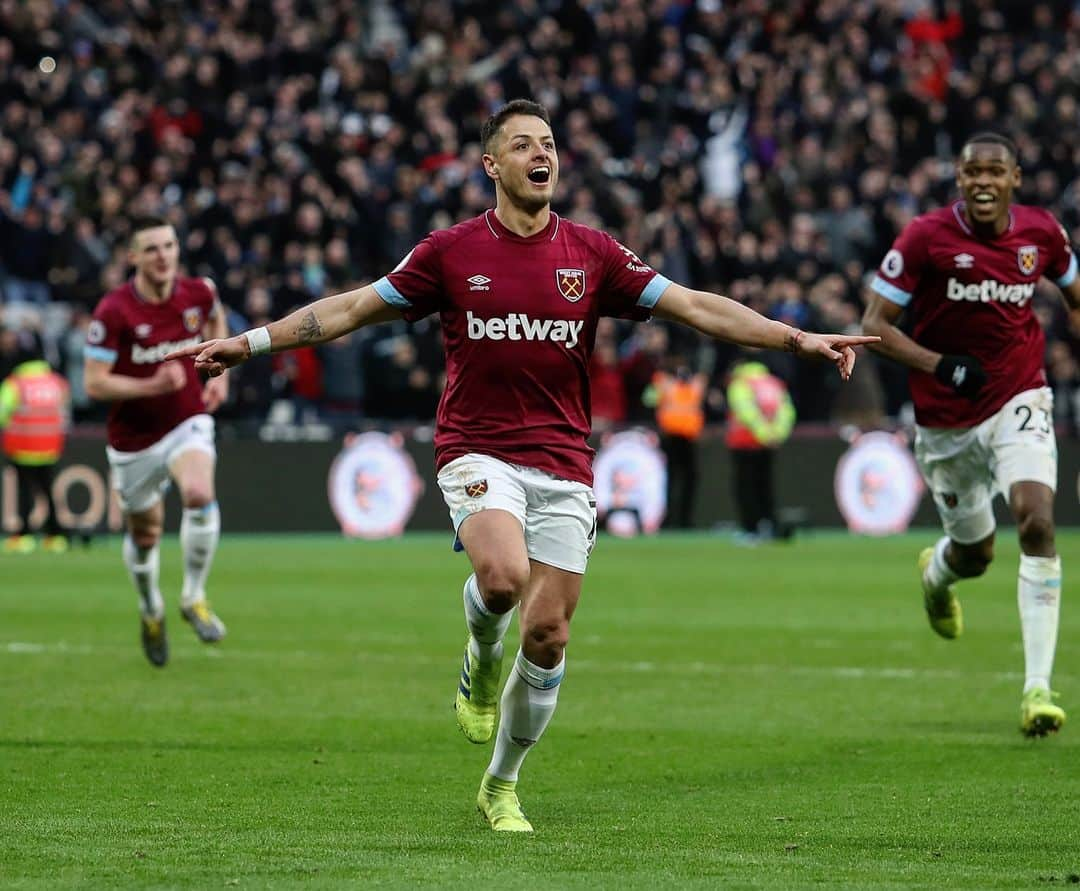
946, 278, 1036, 306
466, 311, 583, 348
131, 335, 201, 364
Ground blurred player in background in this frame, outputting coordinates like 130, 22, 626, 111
0, 339, 70, 553
862, 133, 1080, 737
84, 216, 229, 668
170, 100, 877, 831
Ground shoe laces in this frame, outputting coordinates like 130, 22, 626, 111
189, 601, 214, 622
1024, 688, 1060, 705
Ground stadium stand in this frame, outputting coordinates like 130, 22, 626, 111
1, 0, 1078, 431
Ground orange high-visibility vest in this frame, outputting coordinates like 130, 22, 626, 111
654, 373, 706, 440
2, 363, 68, 463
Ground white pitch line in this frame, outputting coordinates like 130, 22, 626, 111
0, 640, 1032, 683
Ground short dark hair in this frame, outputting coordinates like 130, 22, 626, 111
961, 132, 1018, 163
480, 99, 552, 153
129, 215, 172, 243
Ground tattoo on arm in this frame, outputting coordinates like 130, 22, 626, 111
296, 311, 324, 343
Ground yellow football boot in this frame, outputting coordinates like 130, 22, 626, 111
1020, 688, 1065, 738
477, 773, 533, 832
918, 547, 963, 639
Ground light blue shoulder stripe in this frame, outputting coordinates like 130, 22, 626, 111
372, 276, 412, 308
1055, 253, 1078, 288
85, 346, 118, 363
870, 275, 912, 307
637, 273, 672, 308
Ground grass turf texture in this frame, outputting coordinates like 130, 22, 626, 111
2, 531, 1079, 889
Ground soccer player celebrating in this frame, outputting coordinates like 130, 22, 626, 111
85, 216, 230, 667
170, 100, 876, 830
862, 133, 1080, 737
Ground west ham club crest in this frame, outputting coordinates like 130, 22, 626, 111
1017, 245, 1038, 276
556, 268, 586, 302
183, 307, 203, 332
465, 479, 488, 498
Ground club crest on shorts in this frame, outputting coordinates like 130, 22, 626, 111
183, 307, 203, 332
1017, 245, 1038, 276
465, 479, 488, 498
556, 268, 585, 302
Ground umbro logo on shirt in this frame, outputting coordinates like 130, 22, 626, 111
467, 274, 491, 291
953, 253, 974, 269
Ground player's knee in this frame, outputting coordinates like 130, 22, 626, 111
179, 483, 214, 509
524, 619, 569, 664
1018, 513, 1055, 554
131, 527, 161, 550
474, 561, 529, 612
953, 541, 993, 577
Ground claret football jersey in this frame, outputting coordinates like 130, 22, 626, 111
87, 277, 217, 451
373, 210, 672, 484
871, 202, 1077, 427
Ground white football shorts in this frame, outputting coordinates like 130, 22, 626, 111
436, 452, 597, 574
914, 387, 1056, 543
106, 414, 216, 514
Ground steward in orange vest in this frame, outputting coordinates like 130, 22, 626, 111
0, 358, 70, 552
647, 365, 709, 529
653, 370, 706, 440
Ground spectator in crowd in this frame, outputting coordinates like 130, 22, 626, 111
589, 317, 627, 431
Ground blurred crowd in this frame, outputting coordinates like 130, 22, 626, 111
2, 0, 1080, 433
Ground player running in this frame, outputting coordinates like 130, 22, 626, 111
862, 132, 1080, 737
169, 100, 877, 830
85, 216, 230, 667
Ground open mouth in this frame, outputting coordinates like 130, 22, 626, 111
972, 192, 996, 208
527, 166, 551, 185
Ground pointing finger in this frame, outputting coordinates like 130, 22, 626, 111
164, 343, 204, 361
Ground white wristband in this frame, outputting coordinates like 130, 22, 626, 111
244, 326, 272, 357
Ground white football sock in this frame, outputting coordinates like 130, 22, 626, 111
123, 534, 163, 619
925, 536, 961, 591
180, 502, 220, 607
487, 649, 564, 782
463, 573, 514, 663
1018, 554, 1061, 694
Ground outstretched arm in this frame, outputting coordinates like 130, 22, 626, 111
652, 281, 879, 381
167, 284, 401, 376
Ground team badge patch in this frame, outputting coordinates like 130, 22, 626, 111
183, 307, 203, 332
465, 479, 488, 498
1017, 245, 1038, 276
556, 268, 586, 302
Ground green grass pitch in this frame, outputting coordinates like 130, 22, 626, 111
2, 531, 1079, 889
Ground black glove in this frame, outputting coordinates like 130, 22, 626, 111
934, 354, 987, 401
